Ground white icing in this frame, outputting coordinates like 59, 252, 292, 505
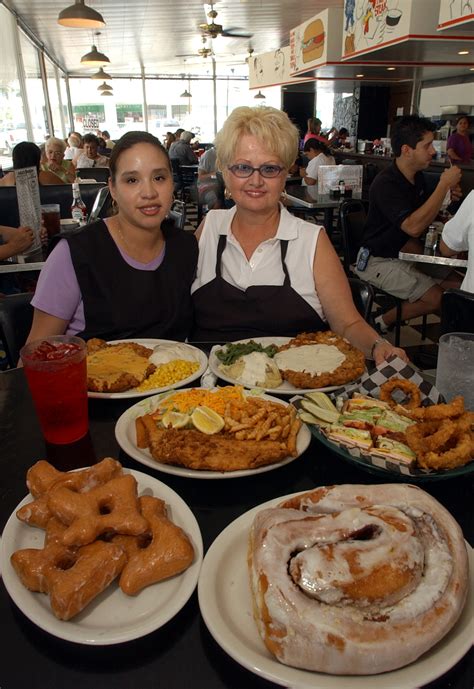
274, 344, 345, 375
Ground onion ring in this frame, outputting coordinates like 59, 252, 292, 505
405, 419, 457, 456
418, 430, 473, 470
411, 396, 464, 421
380, 378, 421, 410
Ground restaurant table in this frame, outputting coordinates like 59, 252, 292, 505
399, 251, 468, 269
0, 261, 44, 274
0, 367, 472, 689
285, 184, 362, 235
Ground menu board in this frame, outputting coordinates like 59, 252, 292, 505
289, 7, 343, 76
438, 0, 474, 30
15, 166, 42, 261
248, 46, 311, 89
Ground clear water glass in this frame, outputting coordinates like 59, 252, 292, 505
435, 332, 474, 410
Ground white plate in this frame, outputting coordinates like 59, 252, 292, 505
88, 339, 208, 399
1, 468, 203, 645
198, 494, 474, 689
209, 337, 361, 396
115, 388, 311, 479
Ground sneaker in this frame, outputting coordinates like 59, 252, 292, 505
374, 314, 389, 334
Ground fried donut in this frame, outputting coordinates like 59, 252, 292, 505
11, 538, 126, 620
47, 474, 148, 546
17, 458, 123, 529
380, 378, 421, 410
249, 484, 468, 675
112, 496, 194, 595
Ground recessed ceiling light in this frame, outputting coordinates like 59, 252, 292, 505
458, 50, 469, 55
387, 67, 396, 71
356, 74, 364, 78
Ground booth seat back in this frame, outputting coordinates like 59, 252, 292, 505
0, 183, 109, 227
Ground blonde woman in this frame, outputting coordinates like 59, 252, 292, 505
42, 137, 76, 183
191, 105, 407, 364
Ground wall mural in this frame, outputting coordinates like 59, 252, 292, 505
343, 0, 410, 57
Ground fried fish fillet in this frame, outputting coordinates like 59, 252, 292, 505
87, 340, 155, 393
139, 422, 289, 472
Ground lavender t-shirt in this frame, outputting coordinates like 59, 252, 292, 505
32, 222, 165, 335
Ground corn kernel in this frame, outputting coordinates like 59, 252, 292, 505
136, 359, 200, 391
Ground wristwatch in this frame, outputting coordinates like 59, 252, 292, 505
370, 338, 388, 359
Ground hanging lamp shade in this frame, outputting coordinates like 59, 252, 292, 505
97, 81, 113, 92
254, 90, 265, 99
101, 89, 113, 96
80, 45, 110, 67
180, 89, 192, 98
91, 67, 112, 80
58, 1, 105, 28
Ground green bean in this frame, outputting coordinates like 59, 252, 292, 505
216, 341, 278, 365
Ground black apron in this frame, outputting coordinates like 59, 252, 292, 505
191, 234, 327, 341
67, 220, 197, 341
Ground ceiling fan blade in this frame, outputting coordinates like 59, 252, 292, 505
221, 28, 253, 38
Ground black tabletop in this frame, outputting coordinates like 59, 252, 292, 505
1, 369, 472, 689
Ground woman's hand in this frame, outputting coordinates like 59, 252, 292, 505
373, 339, 408, 365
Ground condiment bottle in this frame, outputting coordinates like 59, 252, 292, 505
71, 182, 87, 226
424, 225, 437, 256
338, 179, 345, 196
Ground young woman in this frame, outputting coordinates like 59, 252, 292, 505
191, 106, 407, 364
300, 138, 335, 186
26, 131, 198, 342
447, 116, 472, 164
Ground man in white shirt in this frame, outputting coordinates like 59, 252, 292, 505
440, 190, 474, 293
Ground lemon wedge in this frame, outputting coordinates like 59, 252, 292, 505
162, 411, 190, 429
191, 406, 225, 435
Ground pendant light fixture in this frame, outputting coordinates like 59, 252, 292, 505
97, 81, 113, 92
81, 33, 110, 66
254, 90, 265, 99
180, 74, 192, 99
58, 1, 105, 28
91, 67, 112, 80
101, 89, 113, 96
81, 45, 110, 66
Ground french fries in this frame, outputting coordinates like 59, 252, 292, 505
223, 398, 301, 456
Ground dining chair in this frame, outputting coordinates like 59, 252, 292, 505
168, 200, 187, 231
0, 292, 33, 369
348, 277, 375, 323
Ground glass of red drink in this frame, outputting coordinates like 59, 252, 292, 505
41, 204, 61, 238
20, 336, 88, 444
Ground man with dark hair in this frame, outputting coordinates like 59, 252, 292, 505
355, 114, 462, 333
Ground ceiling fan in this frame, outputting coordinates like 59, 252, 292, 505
176, 36, 215, 59
199, 5, 253, 39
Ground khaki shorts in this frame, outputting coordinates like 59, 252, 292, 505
354, 255, 440, 303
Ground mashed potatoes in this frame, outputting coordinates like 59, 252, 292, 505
219, 351, 282, 388
149, 343, 198, 366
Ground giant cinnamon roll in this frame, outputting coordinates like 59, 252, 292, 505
248, 484, 468, 675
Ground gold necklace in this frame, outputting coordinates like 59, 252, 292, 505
115, 222, 163, 262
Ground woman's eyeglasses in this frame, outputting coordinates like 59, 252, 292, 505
227, 163, 285, 178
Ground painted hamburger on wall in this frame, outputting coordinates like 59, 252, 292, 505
301, 18, 325, 63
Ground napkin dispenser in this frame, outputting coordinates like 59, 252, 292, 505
329, 186, 353, 198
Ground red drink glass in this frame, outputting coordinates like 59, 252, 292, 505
20, 336, 88, 444
41, 204, 61, 238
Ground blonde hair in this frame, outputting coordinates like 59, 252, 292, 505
45, 136, 66, 153
215, 106, 299, 170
